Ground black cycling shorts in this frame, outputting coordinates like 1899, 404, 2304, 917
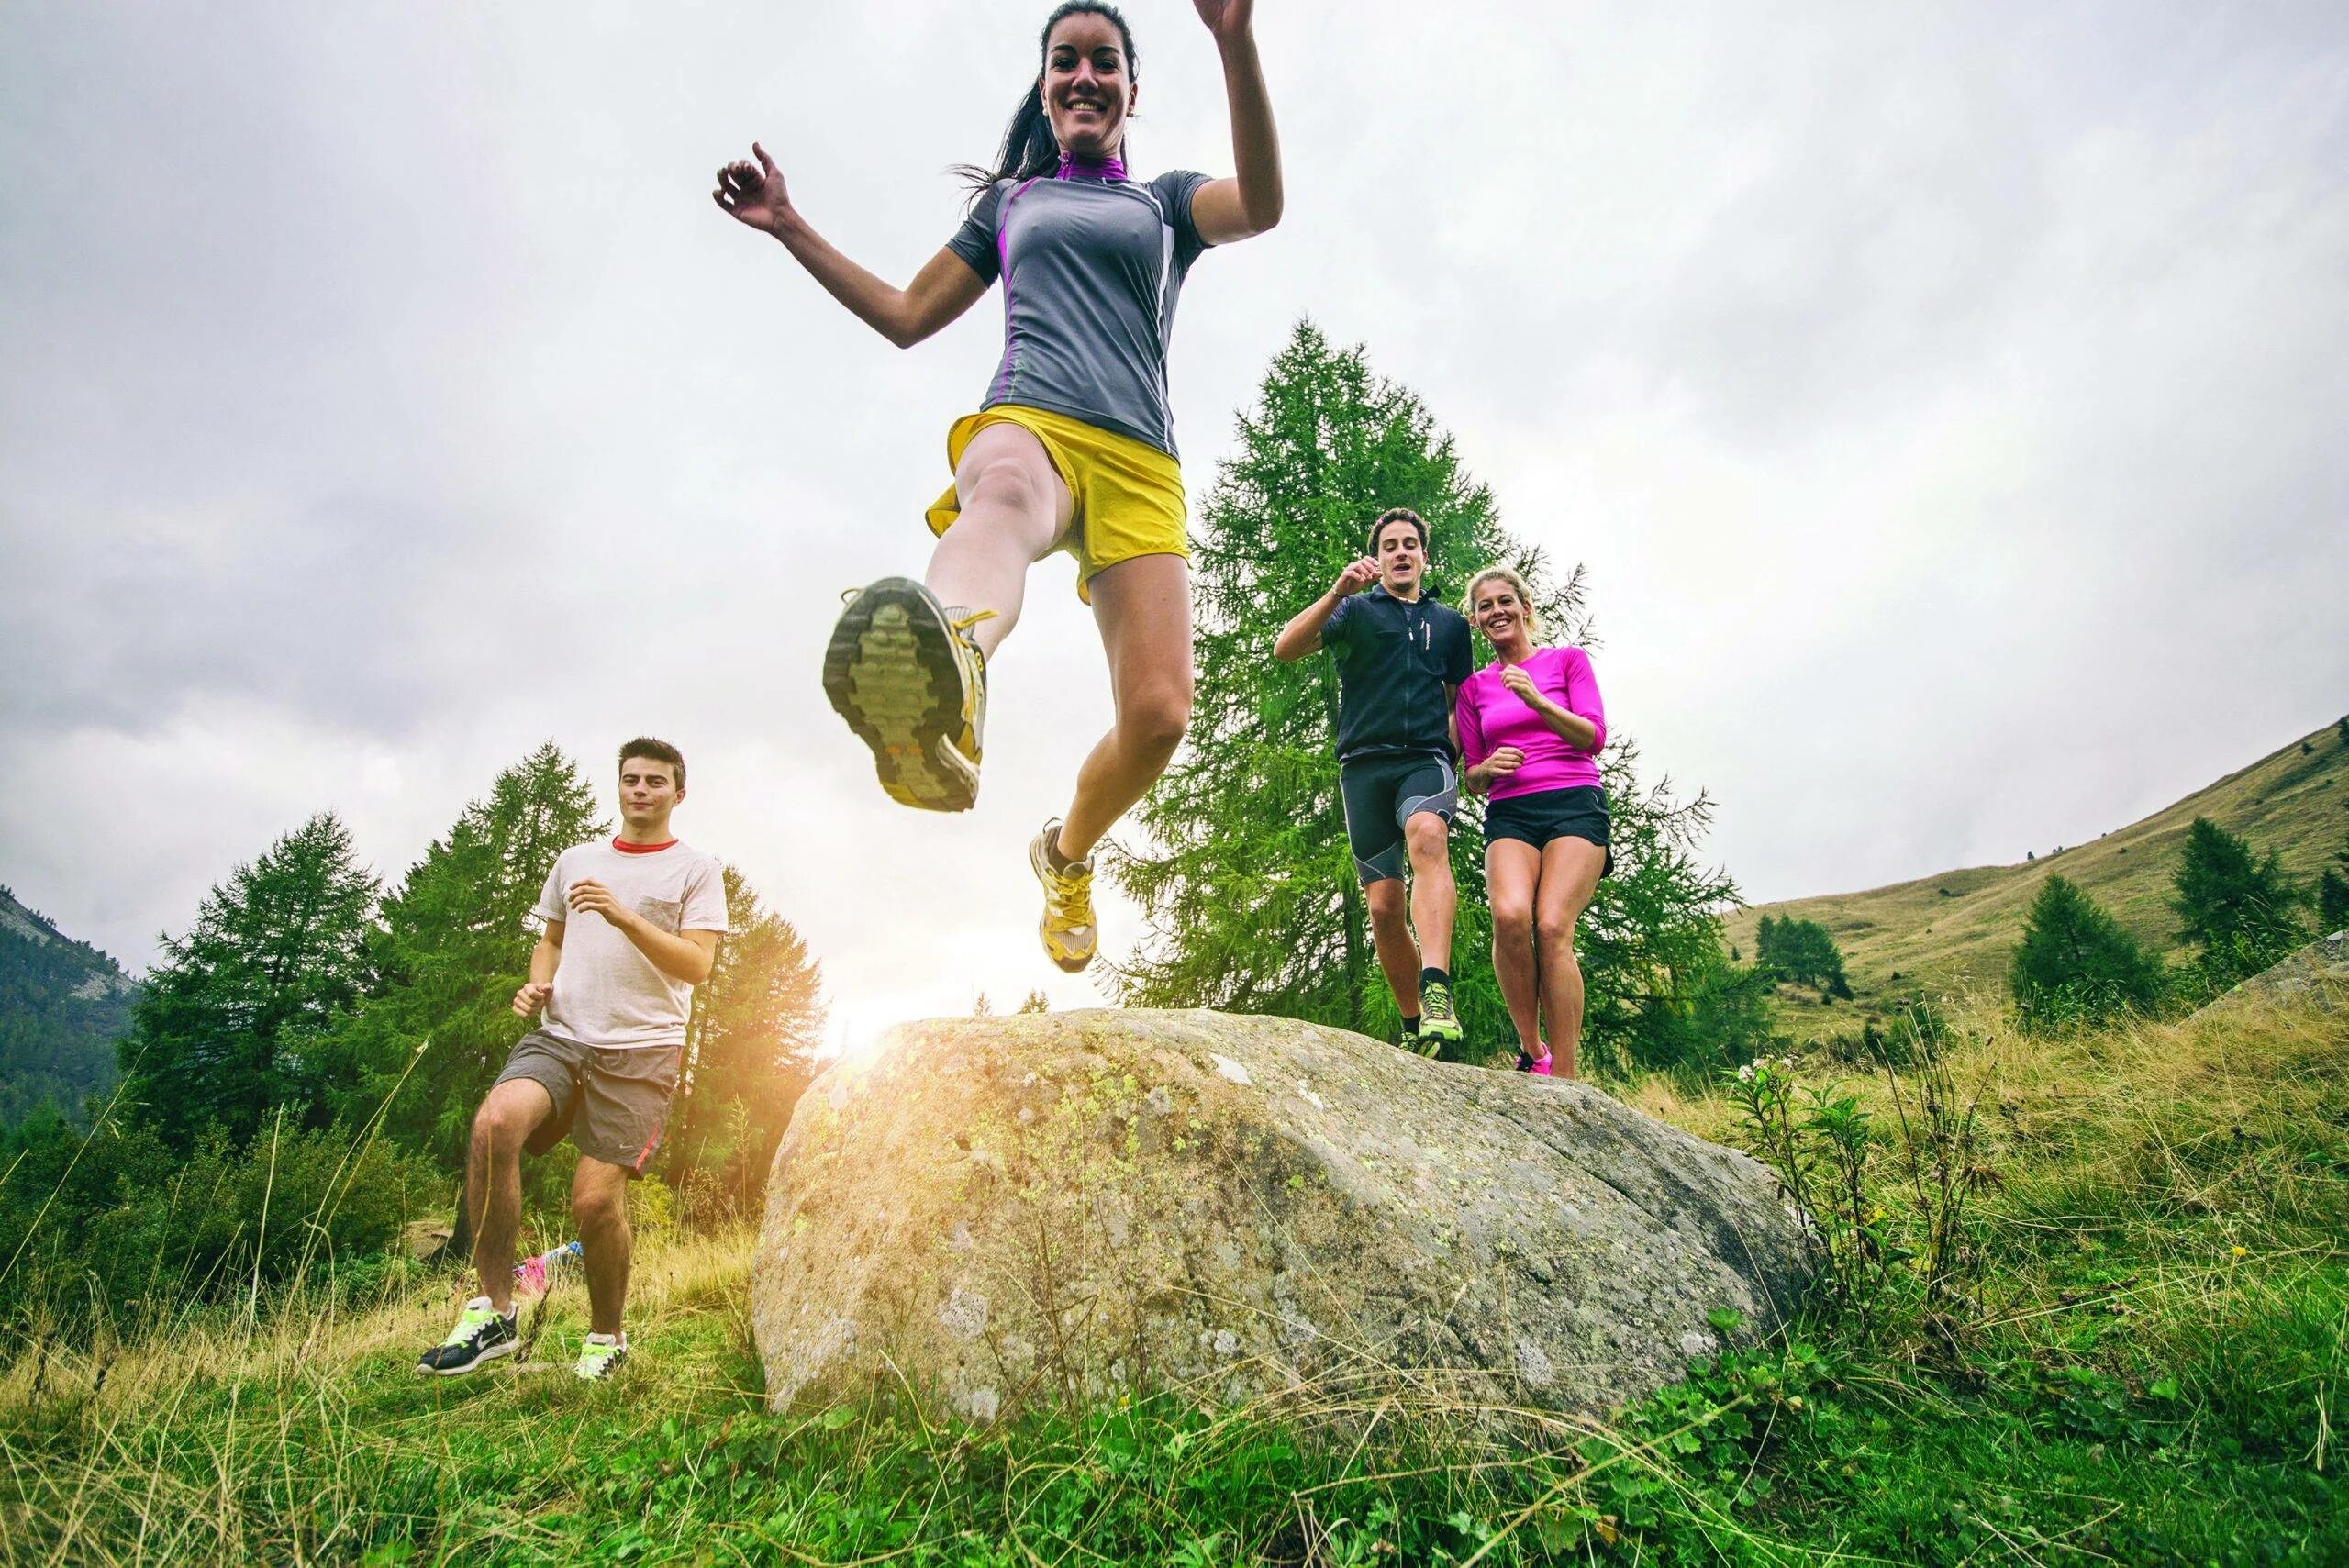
1340, 751, 1458, 884
1481, 784, 1613, 879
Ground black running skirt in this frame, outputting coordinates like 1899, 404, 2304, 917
1482, 784, 1612, 878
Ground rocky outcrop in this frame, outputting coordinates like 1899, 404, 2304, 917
2195, 929, 2349, 1016
752, 1009, 1810, 1421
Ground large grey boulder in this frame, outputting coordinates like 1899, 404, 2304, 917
2194, 929, 2349, 1017
752, 1009, 1810, 1420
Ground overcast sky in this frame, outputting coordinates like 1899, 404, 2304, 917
5, 2, 2345, 1044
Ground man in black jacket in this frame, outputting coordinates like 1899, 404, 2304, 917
1274, 508, 1474, 1051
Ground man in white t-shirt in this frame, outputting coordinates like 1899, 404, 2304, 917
417, 738, 729, 1382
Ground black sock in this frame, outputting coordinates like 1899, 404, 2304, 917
1045, 827, 1084, 873
1420, 966, 1450, 991
1400, 1014, 1420, 1034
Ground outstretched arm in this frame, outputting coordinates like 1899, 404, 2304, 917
715, 143, 988, 349
1188, 1, 1284, 244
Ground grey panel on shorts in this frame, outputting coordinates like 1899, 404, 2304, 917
1341, 753, 1457, 885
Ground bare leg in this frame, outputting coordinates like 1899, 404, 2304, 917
466, 1078, 552, 1312
1534, 839, 1608, 1080
1053, 552, 1194, 860
572, 1157, 634, 1338
1364, 876, 1423, 1019
1403, 812, 1456, 974
1486, 839, 1542, 1053
922, 423, 1073, 660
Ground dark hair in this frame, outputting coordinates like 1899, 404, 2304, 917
959, 3, 1140, 199
1367, 507, 1430, 557
618, 737, 685, 790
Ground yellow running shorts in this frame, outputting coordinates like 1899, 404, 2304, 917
925, 405, 1189, 604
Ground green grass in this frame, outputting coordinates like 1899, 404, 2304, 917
3, 994, 2344, 1563
1725, 718, 2349, 1006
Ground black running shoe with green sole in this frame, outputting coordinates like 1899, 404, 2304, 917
415, 1296, 519, 1376
822, 577, 987, 813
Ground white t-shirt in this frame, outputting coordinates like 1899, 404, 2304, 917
532, 839, 729, 1050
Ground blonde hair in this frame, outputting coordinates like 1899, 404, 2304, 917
1464, 564, 1542, 642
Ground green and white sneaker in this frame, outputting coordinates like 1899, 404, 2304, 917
823, 577, 992, 813
414, 1296, 519, 1376
1419, 981, 1464, 1052
573, 1332, 628, 1382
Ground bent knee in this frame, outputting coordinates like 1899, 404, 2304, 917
960, 453, 1057, 519
1364, 879, 1408, 918
1403, 817, 1450, 862
1122, 690, 1192, 754
573, 1189, 626, 1231
471, 1100, 531, 1151
1492, 902, 1535, 940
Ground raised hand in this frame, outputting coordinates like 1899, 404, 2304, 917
510, 980, 552, 1018
566, 878, 632, 928
1192, 0, 1254, 44
1332, 557, 1379, 595
1500, 666, 1548, 711
713, 143, 792, 235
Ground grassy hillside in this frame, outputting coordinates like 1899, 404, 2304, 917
2, 992, 2342, 1563
0, 885, 137, 1127
1726, 717, 2349, 1006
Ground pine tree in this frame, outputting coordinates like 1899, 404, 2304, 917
321, 744, 606, 1173
118, 814, 380, 1150
1018, 990, 1052, 1014
1108, 322, 1736, 1071
2010, 875, 2166, 1029
2313, 831, 2349, 936
1753, 915, 1851, 997
664, 865, 826, 1217
2172, 817, 2307, 985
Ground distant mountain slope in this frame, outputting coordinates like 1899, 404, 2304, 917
0, 885, 138, 1126
1725, 719, 2349, 1004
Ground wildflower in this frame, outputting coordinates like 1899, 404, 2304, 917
2229, 1245, 2248, 1259
1737, 1065, 1755, 1083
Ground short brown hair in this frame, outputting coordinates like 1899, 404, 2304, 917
1366, 507, 1429, 557
618, 737, 685, 790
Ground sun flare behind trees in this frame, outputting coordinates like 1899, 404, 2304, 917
1109, 324, 1753, 1074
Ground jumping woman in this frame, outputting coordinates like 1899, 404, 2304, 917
713, 1, 1282, 973
1455, 567, 1610, 1079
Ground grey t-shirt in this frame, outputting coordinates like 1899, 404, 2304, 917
531, 839, 729, 1050
947, 167, 1214, 458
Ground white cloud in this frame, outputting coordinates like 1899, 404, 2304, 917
4, 0, 2344, 1016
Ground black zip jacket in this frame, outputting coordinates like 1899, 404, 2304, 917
1323, 583, 1475, 764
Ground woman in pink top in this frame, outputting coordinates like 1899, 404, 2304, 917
1455, 566, 1610, 1079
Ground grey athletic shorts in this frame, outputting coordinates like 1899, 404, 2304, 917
1339, 751, 1458, 884
495, 1029, 682, 1175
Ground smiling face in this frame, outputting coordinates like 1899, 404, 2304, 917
617, 754, 683, 834
1471, 575, 1533, 647
1040, 10, 1134, 160
1373, 517, 1428, 598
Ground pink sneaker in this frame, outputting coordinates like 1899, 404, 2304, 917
1515, 1050, 1554, 1076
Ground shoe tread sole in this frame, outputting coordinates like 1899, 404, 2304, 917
824, 578, 978, 814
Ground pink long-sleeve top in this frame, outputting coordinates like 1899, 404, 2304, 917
1454, 645, 1608, 801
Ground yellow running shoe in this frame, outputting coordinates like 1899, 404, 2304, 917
823, 578, 991, 813
1029, 818, 1098, 973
